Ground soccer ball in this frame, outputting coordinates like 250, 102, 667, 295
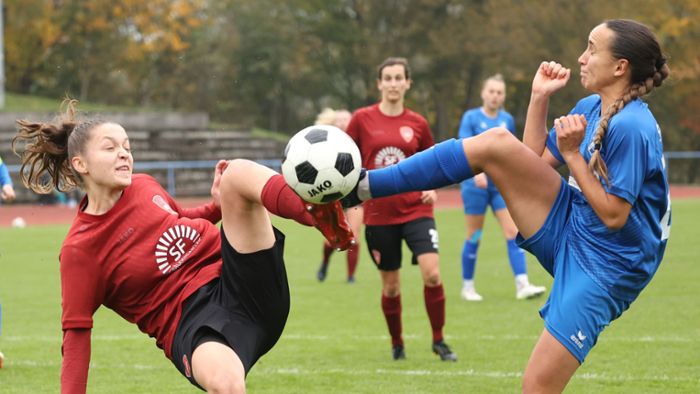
11, 217, 26, 229
282, 125, 362, 204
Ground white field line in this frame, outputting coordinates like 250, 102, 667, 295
242, 367, 700, 384
5, 360, 699, 384
2, 333, 695, 343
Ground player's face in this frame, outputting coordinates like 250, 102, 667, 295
578, 24, 620, 92
377, 64, 411, 104
76, 123, 133, 191
481, 80, 506, 112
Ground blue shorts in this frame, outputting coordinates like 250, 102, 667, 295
460, 181, 506, 215
516, 178, 630, 362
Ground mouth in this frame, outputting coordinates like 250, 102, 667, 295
116, 165, 131, 174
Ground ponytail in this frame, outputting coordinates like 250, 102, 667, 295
12, 99, 101, 193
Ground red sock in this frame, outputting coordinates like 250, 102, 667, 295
322, 242, 334, 265
424, 284, 445, 343
381, 294, 403, 347
346, 244, 359, 278
260, 174, 314, 226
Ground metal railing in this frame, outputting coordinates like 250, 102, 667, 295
5, 152, 700, 196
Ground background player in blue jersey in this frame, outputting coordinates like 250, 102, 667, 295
0, 155, 13, 368
457, 74, 545, 301
0, 154, 16, 203
343, 19, 670, 392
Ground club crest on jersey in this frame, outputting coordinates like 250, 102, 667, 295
155, 224, 201, 274
152, 195, 178, 215
399, 126, 414, 143
374, 146, 406, 168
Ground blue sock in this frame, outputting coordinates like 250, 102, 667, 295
507, 238, 527, 276
368, 138, 473, 198
461, 240, 479, 280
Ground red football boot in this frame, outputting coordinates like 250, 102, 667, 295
306, 201, 356, 251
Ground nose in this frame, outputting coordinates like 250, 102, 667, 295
578, 51, 587, 65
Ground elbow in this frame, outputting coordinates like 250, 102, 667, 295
602, 213, 628, 231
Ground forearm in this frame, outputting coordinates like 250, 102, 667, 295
61, 329, 91, 394
565, 153, 627, 229
523, 93, 551, 156
180, 201, 222, 223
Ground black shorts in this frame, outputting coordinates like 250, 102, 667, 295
171, 227, 289, 390
365, 217, 439, 271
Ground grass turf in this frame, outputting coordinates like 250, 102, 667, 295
0, 201, 699, 393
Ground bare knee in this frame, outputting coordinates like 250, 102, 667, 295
382, 273, 400, 297
202, 372, 246, 394
418, 254, 441, 286
522, 371, 568, 394
220, 159, 275, 205
220, 159, 252, 195
422, 269, 441, 287
472, 127, 520, 158
383, 283, 400, 297
483, 127, 519, 152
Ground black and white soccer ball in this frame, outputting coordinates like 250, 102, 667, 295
282, 125, 362, 204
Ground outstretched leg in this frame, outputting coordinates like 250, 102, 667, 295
364, 129, 562, 239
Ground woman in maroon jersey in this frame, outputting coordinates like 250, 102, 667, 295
345, 57, 456, 361
12, 100, 353, 393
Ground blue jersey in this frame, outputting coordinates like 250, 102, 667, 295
546, 95, 670, 302
458, 108, 515, 189
0, 155, 12, 187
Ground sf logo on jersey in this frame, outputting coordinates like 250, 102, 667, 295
374, 146, 406, 168
155, 225, 201, 274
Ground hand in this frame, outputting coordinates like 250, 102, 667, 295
1, 184, 15, 202
420, 190, 437, 205
210, 160, 229, 208
474, 173, 488, 189
555, 115, 588, 160
532, 61, 571, 97
341, 169, 366, 209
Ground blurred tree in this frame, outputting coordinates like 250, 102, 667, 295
3, 0, 698, 172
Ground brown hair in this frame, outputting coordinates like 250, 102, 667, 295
589, 19, 670, 184
12, 99, 106, 193
376, 57, 411, 80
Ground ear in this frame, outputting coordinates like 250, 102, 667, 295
71, 156, 88, 175
614, 58, 630, 78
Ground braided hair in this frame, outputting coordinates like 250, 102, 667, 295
588, 19, 670, 185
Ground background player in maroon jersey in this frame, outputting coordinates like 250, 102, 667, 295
12, 99, 353, 394
345, 58, 456, 361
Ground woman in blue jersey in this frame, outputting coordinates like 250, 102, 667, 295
0, 155, 13, 368
457, 74, 546, 301
343, 19, 670, 392
0, 154, 16, 202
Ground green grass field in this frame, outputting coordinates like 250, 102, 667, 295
1, 202, 699, 393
